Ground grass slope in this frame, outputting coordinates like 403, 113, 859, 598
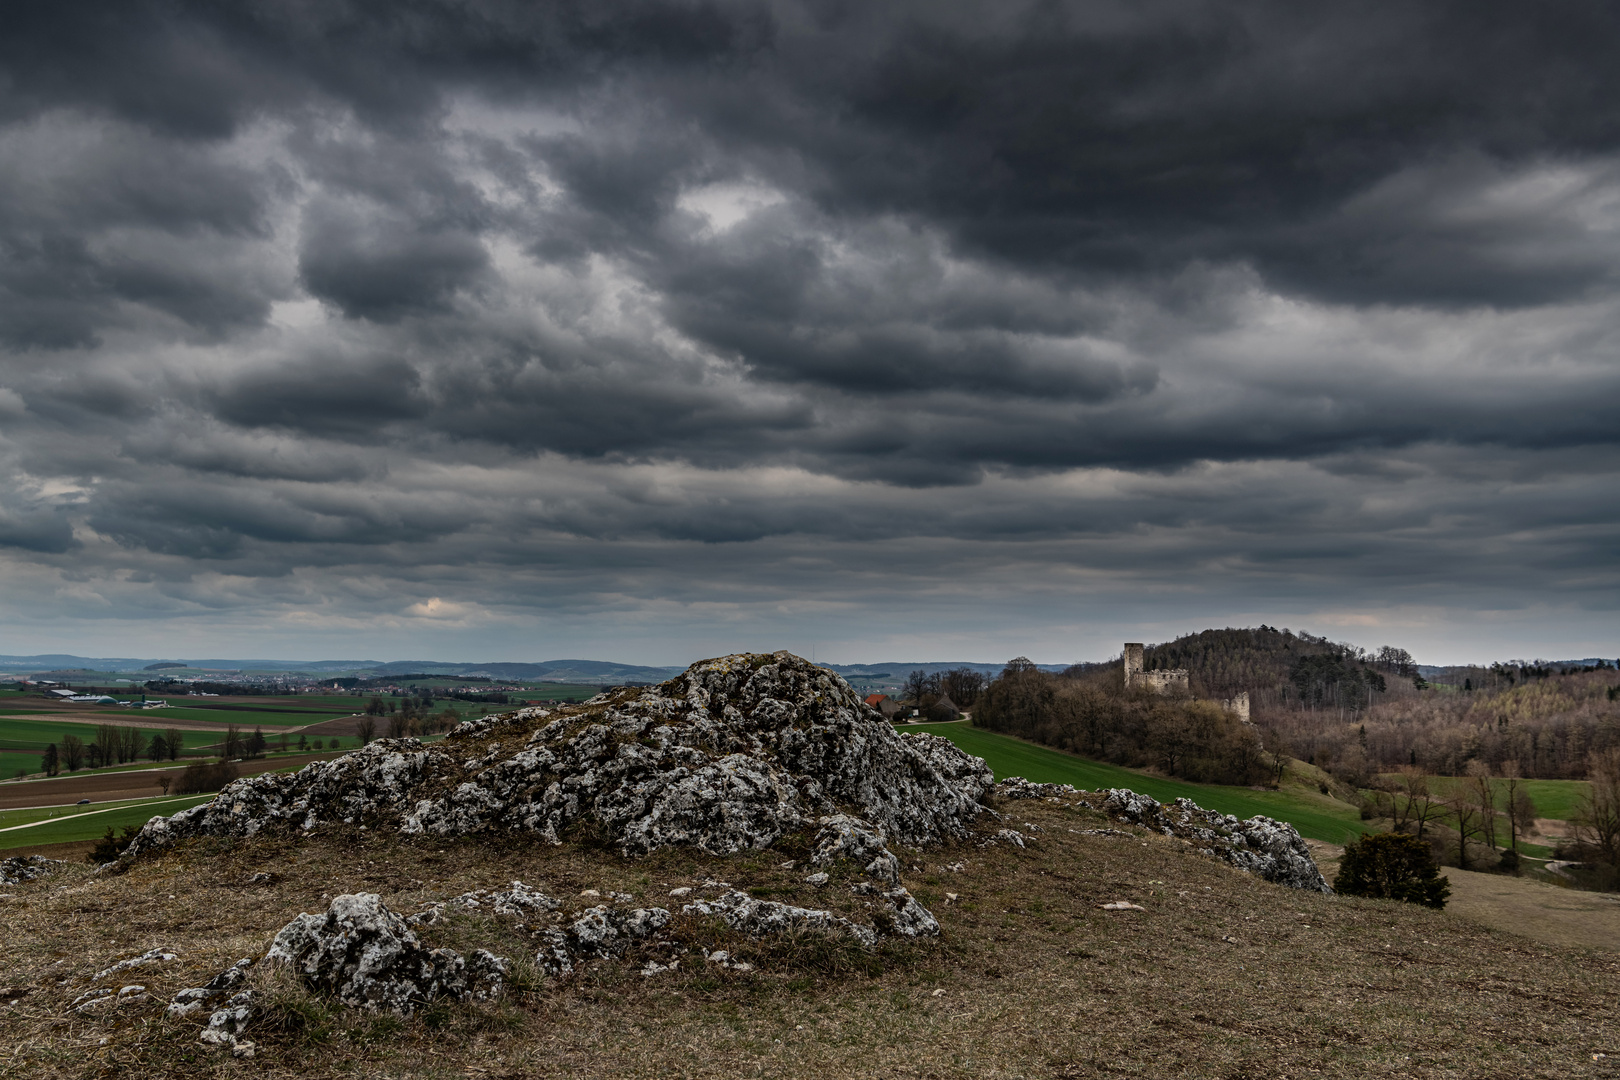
910, 722, 1369, 844
2, 796, 1613, 1078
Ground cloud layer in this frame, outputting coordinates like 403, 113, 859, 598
1, 0, 1617, 664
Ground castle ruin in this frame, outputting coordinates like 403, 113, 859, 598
1123, 643, 1250, 722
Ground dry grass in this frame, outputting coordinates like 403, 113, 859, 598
2, 795, 1618, 1079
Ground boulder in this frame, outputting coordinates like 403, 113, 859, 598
265, 893, 508, 1016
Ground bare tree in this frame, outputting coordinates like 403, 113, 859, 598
940, 668, 986, 708
223, 724, 242, 760
1447, 778, 1484, 871
163, 728, 183, 761
60, 734, 85, 772
1403, 767, 1445, 838
357, 717, 377, 745
156, 775, 172, 796
119, 726, 142, 764
1573, 748, 1620, 866
1499, 760, 1537, 860
1467, 761, 1499, 855
903, 669, 936, 706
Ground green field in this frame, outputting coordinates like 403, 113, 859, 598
910, 722, 1370, 845
1518, 778, 1592, 821
0, 717, 229, 761
0, 793, 216, 849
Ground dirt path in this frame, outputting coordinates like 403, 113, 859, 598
0, 751, 347, 810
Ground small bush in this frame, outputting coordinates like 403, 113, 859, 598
1334, 831, 1451, 908
87, 824, 141, 864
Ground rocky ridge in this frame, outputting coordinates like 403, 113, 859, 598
996, 779, 1332, 892
126, 652, 995, 861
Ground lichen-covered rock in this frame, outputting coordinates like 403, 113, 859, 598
876, 886, 940, 937
127, 653, 995, 860
265, 893, 508, 1015
94, 947, 178, 981
407, 880, 560, 926
0, 854, 64, 885
811, 815, 900, 885
168, 959, 253, 1018
996, 778, 1079, 799
681, 889, 879, 947
1091, 789, 1331, 892
532, 904, 672, 977
198, 989, 258, 1056
124, 741, 453, 858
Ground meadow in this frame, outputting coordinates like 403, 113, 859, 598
910, 721, 1370, 844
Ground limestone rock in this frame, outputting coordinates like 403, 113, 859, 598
0, 855, 63, 886
265, 893, 508, 1016
996, 778, 1079, 799
681, 889, 879, 947
407, 880, 560, 926
1095, 789, 1331, 892
126, 653, 995, 861
811, 815, 900, 885
168, 959, 253, 1019
198, 989, 257, 1055
94, 947, 178, 981
533, 904, 672, 977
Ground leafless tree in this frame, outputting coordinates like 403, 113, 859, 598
357, 717, 377, 745
163, 728, 183, 760
1467, 761, 1499, 854
60, 734, 85, 772
1574, 748, 1620, 865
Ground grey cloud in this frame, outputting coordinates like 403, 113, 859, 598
0, 0, 1616, 658
299, 210, 491, 322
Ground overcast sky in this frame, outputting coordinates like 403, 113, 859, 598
1, 1, 1617, 666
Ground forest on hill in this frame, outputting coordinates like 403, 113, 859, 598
973, 626, 1620, 785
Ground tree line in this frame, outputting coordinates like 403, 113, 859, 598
972, 658, 1268, 785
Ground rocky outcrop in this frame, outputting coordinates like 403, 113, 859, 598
1095, 789, 1331, 892
265, 893, 508, 1016
989, 778, 1330, 891
125, 653, 994, 861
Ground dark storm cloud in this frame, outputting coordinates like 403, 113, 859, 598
0, 0, 1617, 657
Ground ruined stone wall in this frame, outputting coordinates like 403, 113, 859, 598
1220, 691, 1251, 723
1123, 643, 1189, 694
1141, 669, 1190, 693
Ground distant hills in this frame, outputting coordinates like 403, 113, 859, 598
0, 653, 1069, 685
1, 642, 1607, 686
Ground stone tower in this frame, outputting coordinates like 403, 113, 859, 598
1122, 643, 1145, 688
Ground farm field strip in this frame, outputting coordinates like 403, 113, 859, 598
909, 721, 1370, 844
0, 793, 212, 834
